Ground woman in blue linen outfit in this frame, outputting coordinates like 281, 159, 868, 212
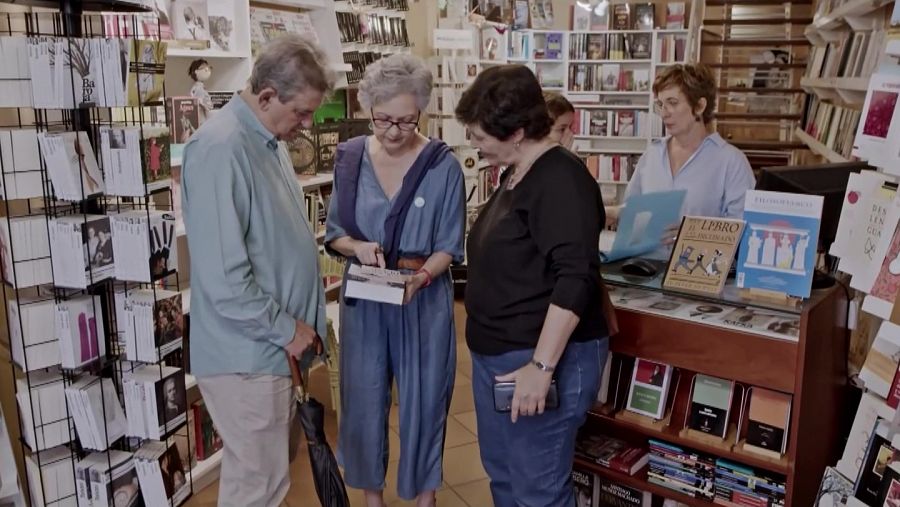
324, 54, 465, 507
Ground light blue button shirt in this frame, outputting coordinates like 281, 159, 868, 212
181, 94, 326, 377
624, 133, 756, 219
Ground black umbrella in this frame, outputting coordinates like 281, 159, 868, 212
287, 350, 351, 507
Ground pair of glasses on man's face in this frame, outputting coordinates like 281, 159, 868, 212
371, 109, 420, 132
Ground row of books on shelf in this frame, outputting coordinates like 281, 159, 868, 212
303, 187, 331, 238
573, 109, 656, 138
340, 13, 410, 47
0, 36, 166, 109
15, 364, 187, 452
574, 436, 786, 505
27, 439, 190, 507
0, 125, 172, 202
9, 285, 183, 373
582, 153, 639, 183
658, 34, 687, 64
570, 2, 685, 32
343, 51, 386, 85
614, 357, 791, 455
802, 97, 861, 160
1, 210, 179, 290
569, 32, 652, 61
805, 30, 885, 81
569, 64, 651, 93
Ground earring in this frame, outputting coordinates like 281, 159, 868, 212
514, 141, 521, 149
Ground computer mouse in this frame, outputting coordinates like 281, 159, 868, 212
621, 258, 658, 278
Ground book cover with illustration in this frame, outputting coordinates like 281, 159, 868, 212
663, 216, 745, 296
141, 126, 171, 191
626, 358, 673, 420
170, 97, 199, 145
736, 190, 823, 298
127, 39, 167, 106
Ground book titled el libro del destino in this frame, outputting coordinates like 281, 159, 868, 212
344, 263, 407, 305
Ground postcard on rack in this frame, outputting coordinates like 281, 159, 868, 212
736, 190, 823, 299
662, 216, 744, 296
599, 189, 685, 263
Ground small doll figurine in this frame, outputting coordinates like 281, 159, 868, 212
188, 59, 213, 121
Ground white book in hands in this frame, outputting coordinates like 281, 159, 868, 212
344, 264, 407, 305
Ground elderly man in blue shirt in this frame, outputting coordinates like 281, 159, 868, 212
180, 34, 334, 507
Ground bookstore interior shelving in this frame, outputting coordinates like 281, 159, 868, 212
796, 0, 893, 164
699, 0, 813, 170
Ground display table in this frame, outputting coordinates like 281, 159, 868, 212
579, 263, 850, 507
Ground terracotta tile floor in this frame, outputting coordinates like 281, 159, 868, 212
186, 303, 493, 507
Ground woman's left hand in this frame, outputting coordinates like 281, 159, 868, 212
495, 363, 554, 423
403, 272, 429, 304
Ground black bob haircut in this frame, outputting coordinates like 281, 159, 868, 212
454, 65, 552, 142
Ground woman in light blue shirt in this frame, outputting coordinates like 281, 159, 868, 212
619, 64, 755, 223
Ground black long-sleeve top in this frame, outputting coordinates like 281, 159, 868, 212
465, 147, 609, 355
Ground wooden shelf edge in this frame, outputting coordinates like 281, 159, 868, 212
575, 458, 716, 507
793, 127, 850, 163
587, 408, 792, 476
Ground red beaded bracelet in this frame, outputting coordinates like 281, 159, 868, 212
416, 268, 433, 287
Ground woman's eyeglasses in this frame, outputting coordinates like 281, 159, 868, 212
653, 100, 681, 114
371, 110, 420, 132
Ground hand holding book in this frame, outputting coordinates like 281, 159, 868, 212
352, 240, 386, 268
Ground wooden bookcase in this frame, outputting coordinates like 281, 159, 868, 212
578, 281, 849, 507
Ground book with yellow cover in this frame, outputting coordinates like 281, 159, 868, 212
663, 216, 745, 296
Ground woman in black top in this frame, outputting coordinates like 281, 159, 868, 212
455, 65, 609, 506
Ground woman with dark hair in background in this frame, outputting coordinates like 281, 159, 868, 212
544, 91, 575, 150
455, 65, 609, 507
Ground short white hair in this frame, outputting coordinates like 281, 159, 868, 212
250, 34, 336, 100
358, 54, 432, 111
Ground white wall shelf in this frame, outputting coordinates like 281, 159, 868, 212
793, 127, 850, 163
191, 449, 224, 493
812, 0, 893, 31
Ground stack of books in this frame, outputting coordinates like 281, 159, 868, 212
65, 376, 127, 451
134, 441, 190, 507
117, 289, 184, 363
0, 128, 44, 199
0, 215, 52, 289
75, 451, 141, 507
56, 295, 106, 370
16, 371, 72, 452
648, 439, 716, 500
123, 365, 187, 441
714, 459, 786, 505
25, 446, 76, 507
575, 433, 649, 476
111, 211, 178, 283
8, 296, 58, 371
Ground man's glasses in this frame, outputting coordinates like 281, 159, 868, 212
371, 110, 420, 132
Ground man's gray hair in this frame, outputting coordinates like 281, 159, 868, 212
250, 34, 336, 100
358, 54, 432, 111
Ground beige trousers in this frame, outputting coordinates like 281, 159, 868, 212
198, 374, 298, 507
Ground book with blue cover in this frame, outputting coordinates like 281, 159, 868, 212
600, 190, 686, 263
736, 190, 824, 299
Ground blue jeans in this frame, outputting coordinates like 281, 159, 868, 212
471, 338, 608, 507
